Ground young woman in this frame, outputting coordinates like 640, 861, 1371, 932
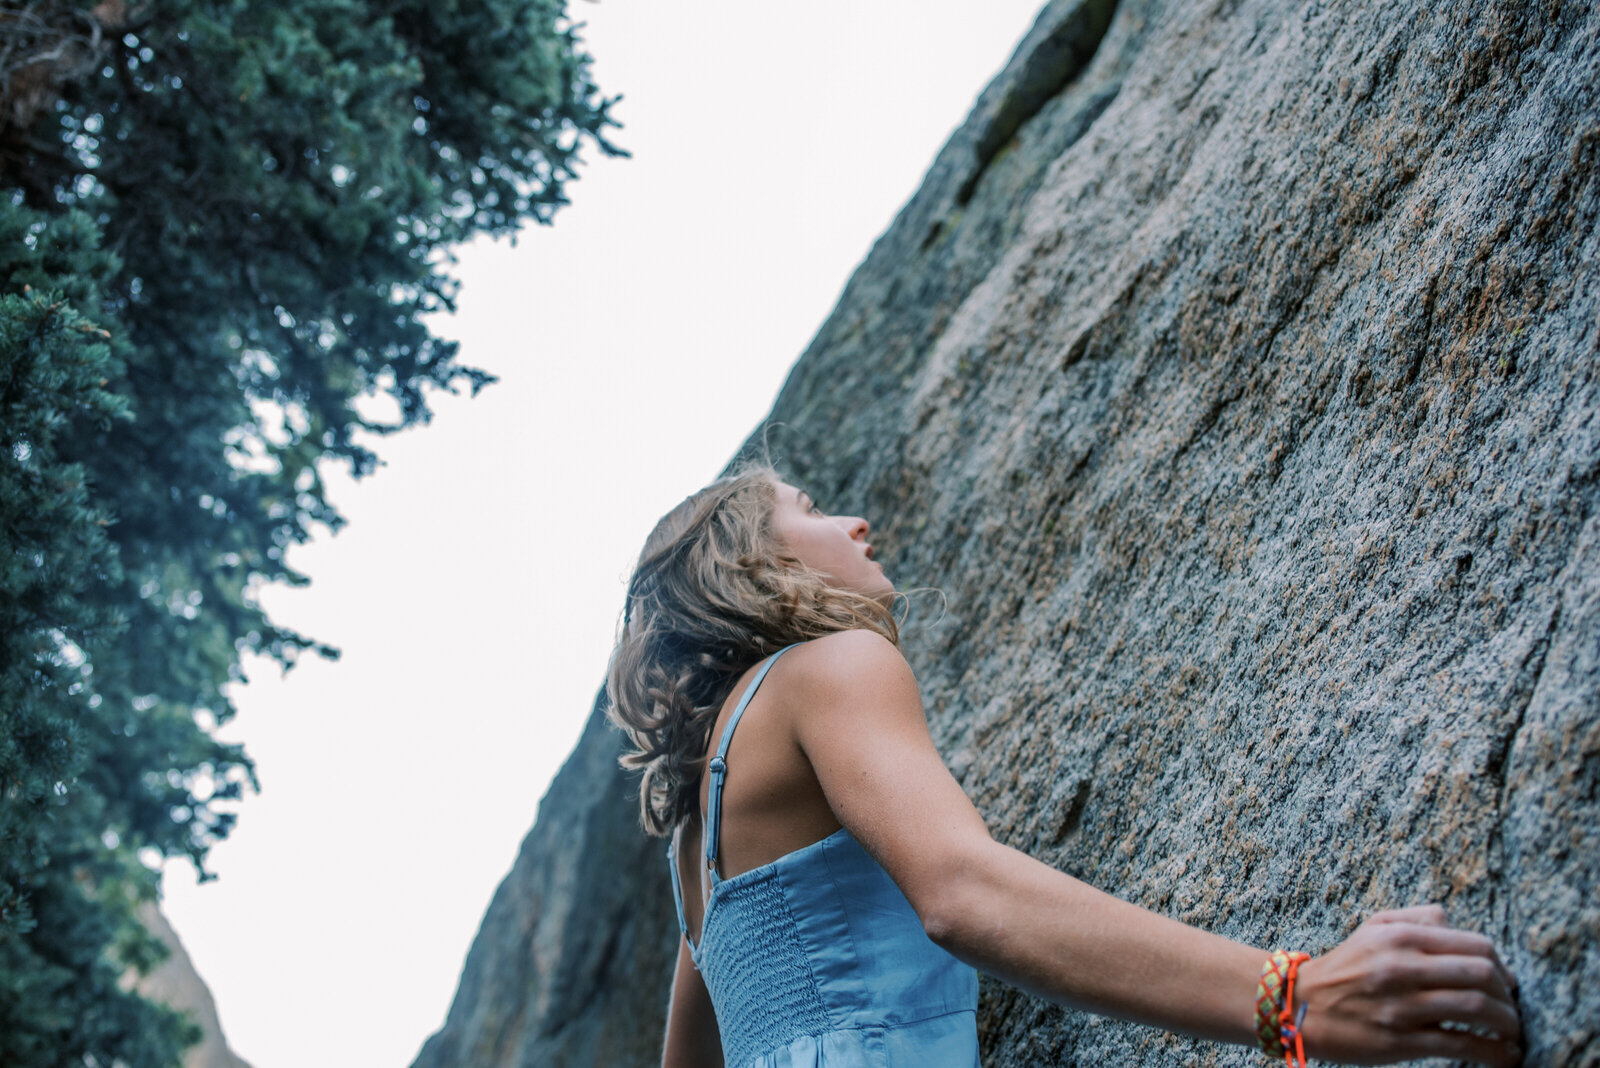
607, 465, 1522, 1068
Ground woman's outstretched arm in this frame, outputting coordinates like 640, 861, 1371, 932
783, 630, 1521, 1067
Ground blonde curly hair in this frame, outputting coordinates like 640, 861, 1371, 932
606, 463, 899, 837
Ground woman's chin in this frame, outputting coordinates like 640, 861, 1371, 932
827, 565, 895, 605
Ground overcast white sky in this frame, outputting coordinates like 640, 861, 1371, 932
160, 4, 1048, 1065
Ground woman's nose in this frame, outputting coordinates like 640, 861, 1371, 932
839, 515, 869, 539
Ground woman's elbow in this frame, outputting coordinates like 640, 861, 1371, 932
910, 864, 988, 951
919, 900, 964, 950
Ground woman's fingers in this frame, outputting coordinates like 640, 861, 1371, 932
1394, 1027, 1523, 1068
1393, 988, 1522, 1041
1366, 903, 1451, 927
1402, 952, 1516, 1003
1367, 922, 1519, 1002
1381, 921, 1497, 958
1363, 906, 1520, 998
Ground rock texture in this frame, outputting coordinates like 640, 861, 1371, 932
416, 0, 1599, 1064
132, 903, 255, 1068
412, 694, 675, 1068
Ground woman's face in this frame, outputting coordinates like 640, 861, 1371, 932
768, 478, 894, 602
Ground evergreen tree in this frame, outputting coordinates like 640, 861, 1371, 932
0, 2, 620, 1063
0, 206, 197, 1066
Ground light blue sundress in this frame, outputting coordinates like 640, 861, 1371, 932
668, 644, 980, 1067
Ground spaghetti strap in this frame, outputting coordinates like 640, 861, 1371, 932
667, 838, 689, 940
704, 644, 800, 884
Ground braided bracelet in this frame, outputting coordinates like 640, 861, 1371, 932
1255, 950, 1311, 1066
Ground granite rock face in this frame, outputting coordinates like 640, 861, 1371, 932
411, 694, 674, 1068
416, 0, 1599, 1064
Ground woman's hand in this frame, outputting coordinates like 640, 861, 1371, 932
1297, 905, 1522, 1067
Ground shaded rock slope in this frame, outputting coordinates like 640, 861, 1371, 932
132, 904, 254, 1068
414, 0, 1598, 1064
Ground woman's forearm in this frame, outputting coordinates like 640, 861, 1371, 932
922, 838, 1263, 1046
918, 840, 1522, 1067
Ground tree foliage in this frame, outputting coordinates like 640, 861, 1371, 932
0, 1, 619, 1063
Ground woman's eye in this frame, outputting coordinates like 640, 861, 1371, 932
809, 503, 823, 515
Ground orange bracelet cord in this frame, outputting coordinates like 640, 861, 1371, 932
1255, 950, 1311, 1066
1278, 953, 1309, 1068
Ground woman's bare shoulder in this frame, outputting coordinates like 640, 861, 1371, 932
778, 630, 919, 707
787, 628, 907, 669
